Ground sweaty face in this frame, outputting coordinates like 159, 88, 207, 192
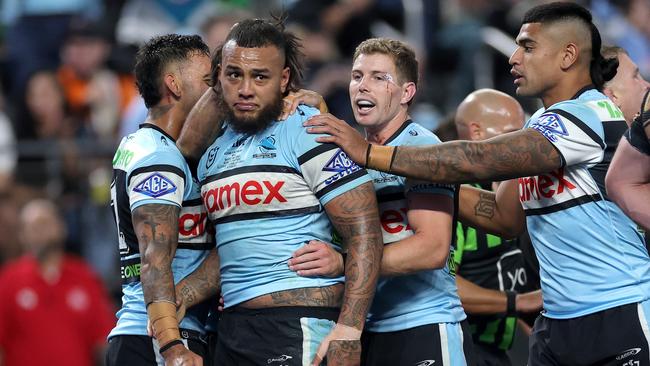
509, 23, 562, 98
608, 53, 650, 122
219, 42, 288, 134
349, 53, 407, 128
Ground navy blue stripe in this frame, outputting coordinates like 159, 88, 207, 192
384, 119, 413, 145
128, 164, 186, 186
214, 205, 322, 224
183, 198, 204, 206
377, 192, 405, 203
547, 109, 606, 149
297, 143, 339, 166
315, 169, 368, 199
201, 165, 300, 185
524, 194, 602, 216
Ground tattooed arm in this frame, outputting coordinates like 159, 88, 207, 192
458, 180, 525, 238
133, 203, 180, 306
133, 203, 202, 364
174, 248, 221, 320
311, 181, 383, 365
305, 115, 562, 184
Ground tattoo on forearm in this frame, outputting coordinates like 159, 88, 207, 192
133, 204, 180, 305
475, 192, 496, 219
326, 182, 383, 329
391, 130, 561, 184
177, 250, 220, 308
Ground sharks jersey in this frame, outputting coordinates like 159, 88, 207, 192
521, 87, 650, 319
197, 106, 371, 308
109, 124, 213, 338
365, 120, 466, 332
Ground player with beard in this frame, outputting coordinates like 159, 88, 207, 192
304, 3, 650, 365
185, 18, 383, 366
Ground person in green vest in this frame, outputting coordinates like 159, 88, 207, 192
453, 89, 543, 366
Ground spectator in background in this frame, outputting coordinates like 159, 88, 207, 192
57, 19, 124, 140
0, 199, 115, 366
602, 45, 650, 124
453, 89, 542, 366
0, 0, 103, 107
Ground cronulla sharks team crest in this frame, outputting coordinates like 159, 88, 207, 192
253, 135, 277, 159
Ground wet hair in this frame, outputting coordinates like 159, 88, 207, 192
134, 34, 209, 108
215, 15, 305, 95
522, 2, 618, 91
353, 38, 419, 87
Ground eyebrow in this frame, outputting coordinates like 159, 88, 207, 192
516, 37, 537, 46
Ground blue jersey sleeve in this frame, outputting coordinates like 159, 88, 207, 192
286, 106, 372, 205
526, 101, 605, 167
127, 148, 188, 211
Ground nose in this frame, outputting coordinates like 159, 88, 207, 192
357, 75, 370, 93
239, 77, 254, 99
509, 47, 521, 66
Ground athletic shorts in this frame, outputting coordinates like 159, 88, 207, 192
529, 300, 650, 366
214, 306, 338, 366
473, 342, 511, 366
106, 329, 207, 366
361, 321, 476, 366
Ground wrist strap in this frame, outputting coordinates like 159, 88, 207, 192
505, 291, 517, 316
366, 145, 397, 172
159, 339, 183, 354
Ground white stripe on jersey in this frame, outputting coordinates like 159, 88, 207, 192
439, 323, 450, 366
637, 302, 650, 363
518, 166, 600, 211
201, 171, 320, 222
178, 202, 212, 243
378, 198, 414, 244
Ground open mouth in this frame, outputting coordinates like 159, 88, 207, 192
356, 99, 376, 113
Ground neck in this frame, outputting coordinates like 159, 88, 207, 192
365, 109, 410, 145
541, 72, 593, 108
146, 102, 184, 140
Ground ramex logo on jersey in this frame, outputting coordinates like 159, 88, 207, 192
133, 173, 177, 198
530, 113, 568, 142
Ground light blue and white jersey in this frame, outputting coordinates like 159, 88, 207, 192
521, 87, 650, 319
109, 123, 214, 338
366, 120, 466, 332
197, 106, 371, 308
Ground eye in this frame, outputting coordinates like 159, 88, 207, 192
523, 46, 533, 53
227, 71, 240, 79
351, 73, 362, 81
254, 75, 267, 81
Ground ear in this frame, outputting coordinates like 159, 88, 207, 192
602, 86, 618, 106
560, 42, 579, 70
164, 73, 181, 98
280, 67, 290, 93
469, 121, 483, 140
400, 82, 417, 105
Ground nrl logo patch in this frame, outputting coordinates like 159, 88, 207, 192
323, 149, 357, 172
133, 173, 177, 198
530, 113, 568, 142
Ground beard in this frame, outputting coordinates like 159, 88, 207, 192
226, 93, 284, 135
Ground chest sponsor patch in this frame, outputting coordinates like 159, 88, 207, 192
530, 113, 568, 142
133, 173, 177, 198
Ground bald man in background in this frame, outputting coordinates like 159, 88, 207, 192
453, 89, 542, 366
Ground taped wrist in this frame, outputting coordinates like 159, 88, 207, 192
365, 144, 397, 172
148, 301, 181, 348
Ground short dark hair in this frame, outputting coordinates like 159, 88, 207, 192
217, 16, 305, 94
134, 34, 209, 108
522, 2, 618, 91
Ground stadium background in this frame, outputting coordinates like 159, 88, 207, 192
0, 0, 648, 363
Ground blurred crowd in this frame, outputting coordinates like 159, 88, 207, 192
0, 0, 648, 304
